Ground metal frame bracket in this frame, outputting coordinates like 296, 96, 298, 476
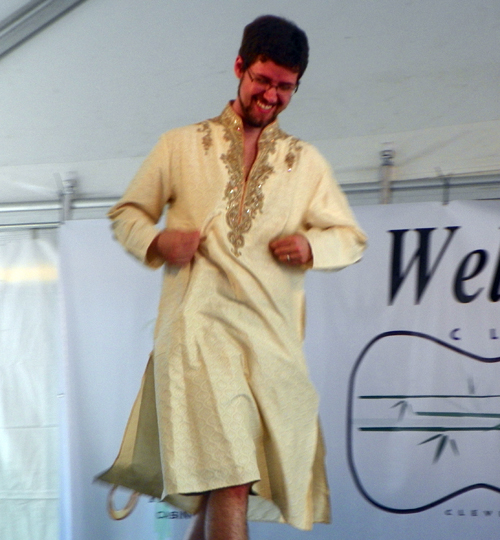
58, 172, 78, 222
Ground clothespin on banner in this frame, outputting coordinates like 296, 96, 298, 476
379, 144, 394, 204
436, 168, 450, 205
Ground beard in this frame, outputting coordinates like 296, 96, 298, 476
236, 83, 281, 128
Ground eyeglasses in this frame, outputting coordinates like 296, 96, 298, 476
246, 68, 299, 95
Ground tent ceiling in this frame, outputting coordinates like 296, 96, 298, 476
0, 0, 88, 59
0, 1, 499, 206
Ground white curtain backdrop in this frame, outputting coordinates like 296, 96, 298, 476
0, 229, 60, 540
58, 220, 166, 540
59, 201, 500, 540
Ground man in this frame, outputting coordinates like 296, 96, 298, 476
98, 15, 366, 540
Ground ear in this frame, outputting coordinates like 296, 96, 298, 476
234, 56, 245, 79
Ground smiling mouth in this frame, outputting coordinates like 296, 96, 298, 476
255, 98, 274, 111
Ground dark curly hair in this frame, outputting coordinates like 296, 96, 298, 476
238, 15, 309, 79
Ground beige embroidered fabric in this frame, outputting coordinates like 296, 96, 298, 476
97, 104, 367, 530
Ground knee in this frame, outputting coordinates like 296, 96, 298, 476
214, 483, 251, 501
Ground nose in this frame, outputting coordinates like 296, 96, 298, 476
262, 85, 279, 103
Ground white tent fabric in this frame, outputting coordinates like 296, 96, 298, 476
58, 220, 165, 540
0, 229, 60, 540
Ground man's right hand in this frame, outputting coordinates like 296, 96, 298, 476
148, 229, 200, 267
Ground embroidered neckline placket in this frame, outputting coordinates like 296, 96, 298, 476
199, 106, 302, 256
220, 107, 283, 256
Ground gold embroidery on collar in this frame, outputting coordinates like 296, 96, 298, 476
285, 137, 303, 171
217, 107, 288, 256
197, 121, 213, 154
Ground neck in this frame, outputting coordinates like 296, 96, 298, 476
230, 99, 266, 140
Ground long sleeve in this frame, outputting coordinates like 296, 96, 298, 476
108, 135, 173, 268
301, 153, 367, 270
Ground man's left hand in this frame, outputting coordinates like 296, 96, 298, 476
269, 234, 312, 266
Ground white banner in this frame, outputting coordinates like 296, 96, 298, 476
59, 200, 500, 540
304, 199, 500, 540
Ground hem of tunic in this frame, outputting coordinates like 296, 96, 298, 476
95, 355, 331, 530
94, 470, 330, 530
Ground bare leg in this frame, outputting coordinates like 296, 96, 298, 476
184, 494, 209, 540
205, 484, 251, 540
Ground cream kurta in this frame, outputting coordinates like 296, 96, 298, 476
97, 104, 366, 530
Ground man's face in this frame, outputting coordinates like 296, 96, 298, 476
233, 56, 299, 129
